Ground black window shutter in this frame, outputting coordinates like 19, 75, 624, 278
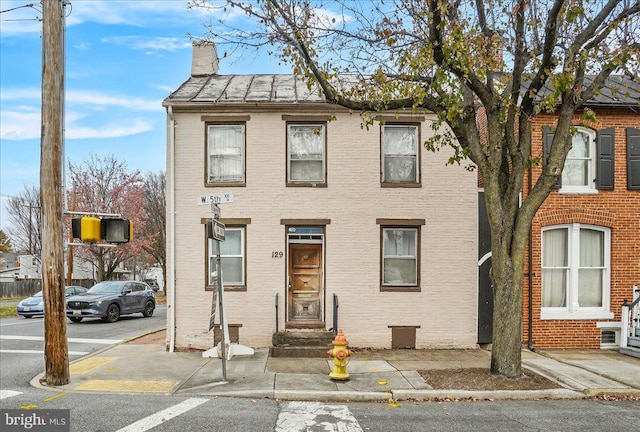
543, 126, 561, 189
596, 127, 615, 190
628, 127, 640, 190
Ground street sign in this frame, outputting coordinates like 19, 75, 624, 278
210, 203, 221, 219
199, 193, 234, 205
208, 219, 225, 241
209, 288, 217, 332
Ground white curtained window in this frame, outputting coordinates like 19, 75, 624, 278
207, 124, 244, 183
541, 224, 610, 319
382, 125, 419, 183
382, 228, 418, 286
288, 124, 325, 183
561, 127, 596, 191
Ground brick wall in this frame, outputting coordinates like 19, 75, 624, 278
524, 108, 640, 349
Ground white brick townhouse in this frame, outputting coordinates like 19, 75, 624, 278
162, 42, 478, 352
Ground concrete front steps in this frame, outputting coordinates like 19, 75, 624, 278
271, 330, 335, 357
620, 327, 640, 359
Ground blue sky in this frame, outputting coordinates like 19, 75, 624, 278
0, 0, 293, 231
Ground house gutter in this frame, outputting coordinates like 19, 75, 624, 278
527, 166, 534, 351
167, 105, 176, 352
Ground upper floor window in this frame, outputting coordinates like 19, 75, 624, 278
543, 126, 616, 192
207, 124, 245, 185
562, 127, 596, 192
287, 123, 326, 185
541, 224, 612, 320
381, 124, 420, 185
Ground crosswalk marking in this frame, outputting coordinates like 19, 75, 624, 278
276, 402, 363, 432
0, 335, 123, 344
115, 398, 209, 432
0, 390, 22, 400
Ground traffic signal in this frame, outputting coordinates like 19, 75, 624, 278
101, 218, 133, 243
72, 216, 101, 242
71, 216, 133, 244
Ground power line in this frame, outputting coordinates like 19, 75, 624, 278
0, 3, 40, 14
0, 2, 41, 22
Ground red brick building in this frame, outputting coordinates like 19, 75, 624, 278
523, 76, 640, 349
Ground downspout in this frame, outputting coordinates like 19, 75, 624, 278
167, 105, 176, 352
527, 166, 534, 351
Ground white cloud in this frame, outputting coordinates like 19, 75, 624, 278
0, 88, 162, 112
101, 36, 192, 52
65, 0, 208, 27
1, 0, 209, 36
0, 103, 156, 141
0, 110, 40, 140
65, 90, 164, 111
66, 120, 153, 139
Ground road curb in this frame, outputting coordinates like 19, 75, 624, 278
584, 388, 640, 398
391, 388, 585, 401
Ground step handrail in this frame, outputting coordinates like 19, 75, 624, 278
275, 293, 279, 334
620, 285, 639, 348
332, 294, 339, 335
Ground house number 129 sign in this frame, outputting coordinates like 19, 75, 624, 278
272, 251, 283, 258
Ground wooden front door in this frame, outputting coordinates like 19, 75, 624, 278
288, 243, 323, 324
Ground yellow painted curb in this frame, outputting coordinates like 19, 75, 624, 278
74, 379, 176, 393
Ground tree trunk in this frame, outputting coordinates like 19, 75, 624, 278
490, 244, 524, 377
41, 0, 69, 386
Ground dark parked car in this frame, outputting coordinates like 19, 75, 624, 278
17, 286, 88, 318
144, 278, 159, 292
66, 281, 155, 323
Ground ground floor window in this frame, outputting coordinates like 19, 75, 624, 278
208, 226, 246, 290
381, 227, 419, 289
541, 223, 612, 320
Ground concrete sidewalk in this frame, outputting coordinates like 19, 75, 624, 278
33, 333, 640, 401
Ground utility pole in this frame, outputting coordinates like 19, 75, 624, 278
41, 0, 69, 385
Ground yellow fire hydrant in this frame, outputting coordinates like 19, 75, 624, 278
327, 329, 352, 381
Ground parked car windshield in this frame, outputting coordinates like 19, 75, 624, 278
30, 291, 43, 297
87, 282, 125, 294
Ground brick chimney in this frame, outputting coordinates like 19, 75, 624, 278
191, 40, 218, 76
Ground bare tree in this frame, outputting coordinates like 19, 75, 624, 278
6, 186, 42, 255
68, 154, 150, 281
193, 0, 640, 377
140, 171, 167, 289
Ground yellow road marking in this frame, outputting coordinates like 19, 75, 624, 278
69, 357, 116, 375
43, 393, 66, 402
20, 404, 38, 409
74, 380, 176, 393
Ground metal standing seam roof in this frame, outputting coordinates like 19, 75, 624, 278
163, 73, 640, 108
163, 74, 330, 105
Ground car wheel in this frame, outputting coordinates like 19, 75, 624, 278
102, 304, 120, 323
69, 317, 83, 323
142, 300, 155, 317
